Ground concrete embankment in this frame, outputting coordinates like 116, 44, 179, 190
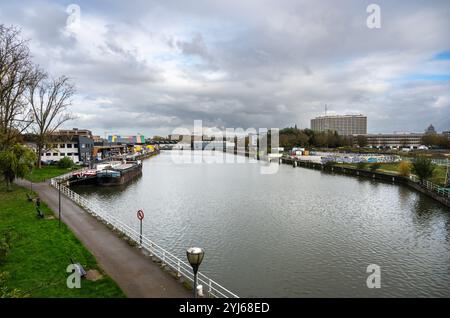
281, 157, 450, 208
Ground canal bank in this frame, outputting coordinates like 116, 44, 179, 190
14, 178, 191, 298
280, 157, 450, 208
218, 148, 449, 208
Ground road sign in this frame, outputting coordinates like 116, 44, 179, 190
137, 209, 144, 247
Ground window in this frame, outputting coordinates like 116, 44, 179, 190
60, 153, 65, 156
67, 153, 72, 156
67, 144, 73, 148
46, 153, 51, 156
53, 144, 58, 148
53, 153, 58, 156
60, 144, 65, 148
81, 144, 86, 148
74, 143, 79, 148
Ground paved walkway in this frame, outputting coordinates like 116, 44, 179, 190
16, 179, 190, 298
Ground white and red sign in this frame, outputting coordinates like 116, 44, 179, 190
137, 209, 144, 220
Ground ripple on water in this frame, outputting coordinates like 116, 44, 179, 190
73, 152, 450, 297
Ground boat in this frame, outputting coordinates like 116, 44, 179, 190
96, 161, 142, 186
69, 169, 98, 185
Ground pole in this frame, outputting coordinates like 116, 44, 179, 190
58, 182, 61, 228
140, 219, 142, 247
193, 270, 198, 298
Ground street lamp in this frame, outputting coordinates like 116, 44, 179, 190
186, 247, 205, 298
58, 179, 62, 228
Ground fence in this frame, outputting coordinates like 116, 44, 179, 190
409, 175, 449, 198
51, 174, 239, 298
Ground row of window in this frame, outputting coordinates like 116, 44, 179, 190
48, 143, 91, 149
50, 143, 78, 149
44, 153, 78, 157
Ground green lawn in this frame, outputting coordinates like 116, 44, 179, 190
335, 162, 448, 186
24, 166, 80, 183
0, 183, 125, 298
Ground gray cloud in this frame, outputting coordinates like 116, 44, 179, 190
0, 0, 449, 136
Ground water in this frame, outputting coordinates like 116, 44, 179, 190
73, 151, 450, 297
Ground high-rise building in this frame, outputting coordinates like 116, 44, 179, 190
311, 115, 367, 136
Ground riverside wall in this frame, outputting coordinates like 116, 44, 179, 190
281, 157, 450, 208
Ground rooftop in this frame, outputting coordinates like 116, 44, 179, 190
312, 114, 366, 119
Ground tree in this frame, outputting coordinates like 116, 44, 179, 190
0, 143, 35, 190
28, 74, 75, 167
313, 133, 328, 147
356, 135, 368, 148
421, 134, 439, 147
412, 157, 435, 183
398, 161, 412, 177
0, 25, 38, 150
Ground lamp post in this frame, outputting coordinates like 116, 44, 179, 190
58, 180, 62, 228
186, 247, 205, 298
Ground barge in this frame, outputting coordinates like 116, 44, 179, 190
68, 160, 142, 186
96, 161, 142, 186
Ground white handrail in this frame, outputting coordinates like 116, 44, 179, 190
51, 174, 239, 298
409, 175, 449, 198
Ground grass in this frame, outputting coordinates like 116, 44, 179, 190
335, 162, 448, 186
24, 166, 81, 183
0, 183, 125, 298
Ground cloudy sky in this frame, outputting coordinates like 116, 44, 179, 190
1, 0, 449, 136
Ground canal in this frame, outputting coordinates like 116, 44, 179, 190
73, 151, 450, 297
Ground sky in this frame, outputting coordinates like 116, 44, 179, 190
1, 0, 449, 136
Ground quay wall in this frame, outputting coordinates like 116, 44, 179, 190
281, 157, 450, 208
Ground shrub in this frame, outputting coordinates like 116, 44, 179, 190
369, 162, 382, 172
0, 231, 11, 265
58, 157, 74, 169
398, 161, 412, 177
356, 162, 367, 170
0, 271, 25, 298
412, 157, 435, 182
323, 161, 335, 168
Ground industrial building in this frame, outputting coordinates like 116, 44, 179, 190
364, 133, 424, 149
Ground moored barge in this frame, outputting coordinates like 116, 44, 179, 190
96, 161, 142, 186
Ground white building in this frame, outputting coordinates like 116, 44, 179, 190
41, 140, 81, 164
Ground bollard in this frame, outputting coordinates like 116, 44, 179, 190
197, 284, 204, 297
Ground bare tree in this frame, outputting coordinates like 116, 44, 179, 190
0, 25, 37, 150
28, 73, 76, 167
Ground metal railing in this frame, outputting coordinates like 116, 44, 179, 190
409, 175, 449, 198
50, 174, 238, 298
